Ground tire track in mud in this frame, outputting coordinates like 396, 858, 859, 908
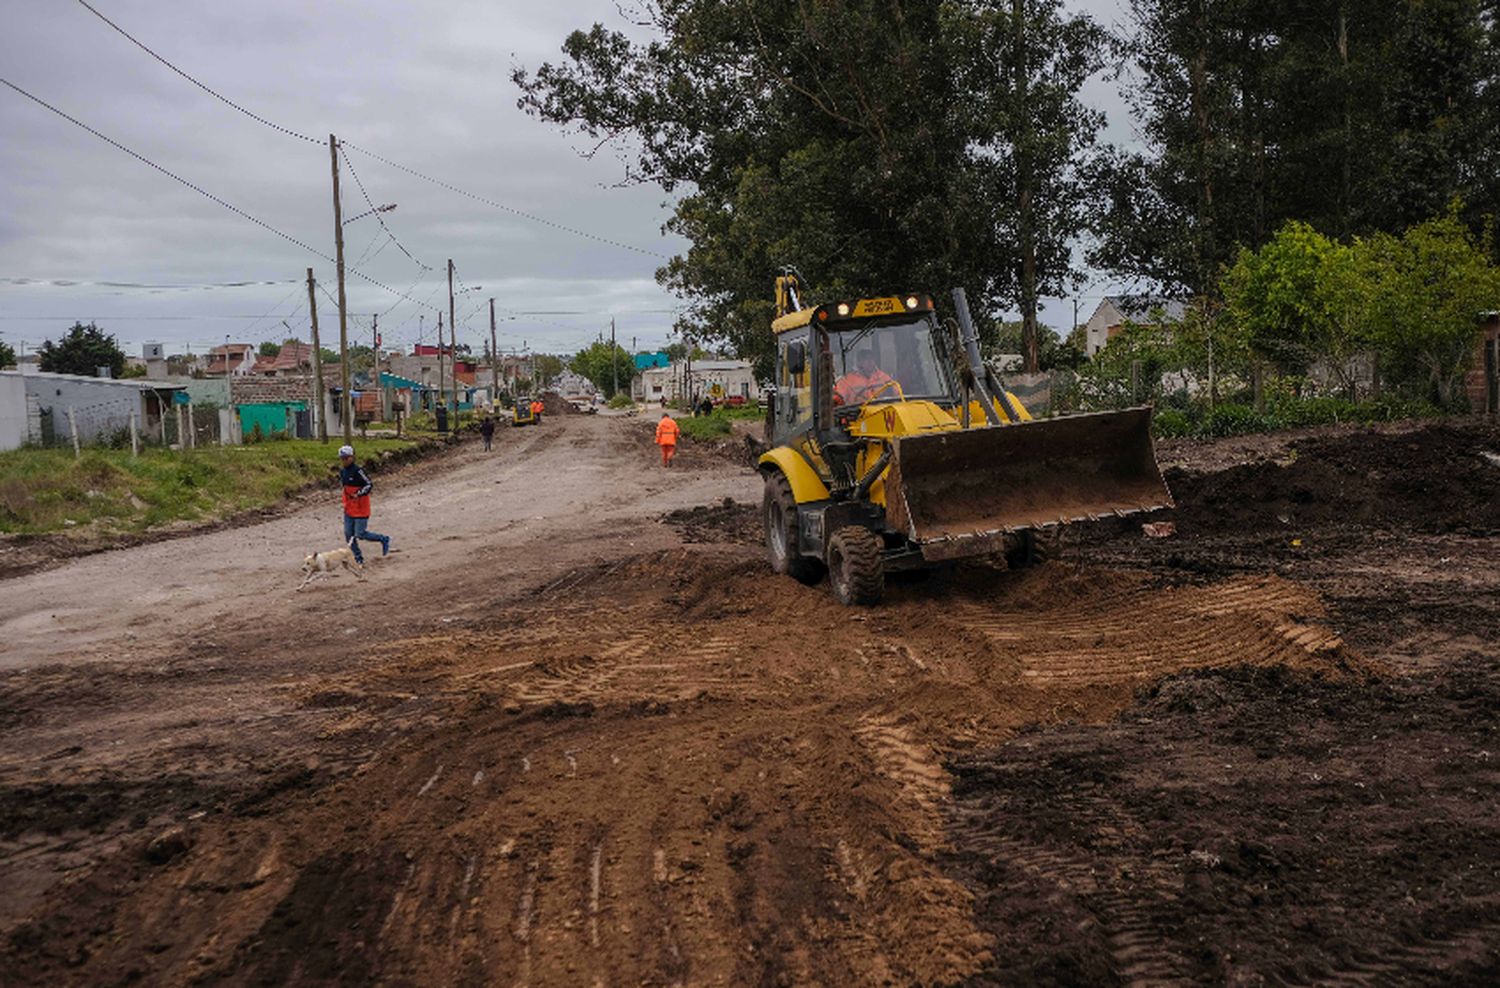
3, 555, 1365, 986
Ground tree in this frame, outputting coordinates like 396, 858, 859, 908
533, 354, 564, 386
1221, 221, 1373, 380
947, 0, 1111, 372
569, 341, 635, 398
515, 1, 1109, 370
258, 341, 282, 358
0, 340, 15, 369
1095, 0, 1496, 294
38, 322, 126, 378
1363, 208, 1500, 407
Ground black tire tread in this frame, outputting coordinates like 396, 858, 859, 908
829, 525, 885, 606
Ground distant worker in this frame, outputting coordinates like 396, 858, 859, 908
480, 414, 495, 451
655, 411, 681, 467
698, 396, 714, 417
531, 398, 544, 422
337, 445, 390, 563
834, 348, 894, 405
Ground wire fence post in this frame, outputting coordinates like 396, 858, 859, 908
67, 406, 81, 459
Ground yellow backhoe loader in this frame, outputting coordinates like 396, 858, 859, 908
759, 275, 1173, 604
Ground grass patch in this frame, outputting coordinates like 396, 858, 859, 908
677, 415, 732, 441
0, 438, 418, 536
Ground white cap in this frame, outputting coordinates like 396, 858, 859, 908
338, 445, 355, 458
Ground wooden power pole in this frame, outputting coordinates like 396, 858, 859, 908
447, 259, 457, 428
489, 298, 499, 397
306, 267, 328, 442
610, 317, 618, 398
436, 311, 445, 422
329, 133, 352, 444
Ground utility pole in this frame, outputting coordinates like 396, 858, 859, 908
489, 298, 499, 397
306, 268, 328, 442
447, 258, 457, 427
436, 311, 445, 420
329, 133, 352, 444
610, 317, 618, 398
372, 312, 381, 422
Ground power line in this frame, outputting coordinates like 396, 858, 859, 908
74, 0, 322, 146
339, 143, 431, 271
72, 0, 673, 261
1, 276, 302, 291
0, 77, 440, 314
343, 141, 673, 260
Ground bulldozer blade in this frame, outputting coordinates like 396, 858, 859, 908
884, 407, 1172, 558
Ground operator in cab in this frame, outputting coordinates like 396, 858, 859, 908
834, 348, 894, 405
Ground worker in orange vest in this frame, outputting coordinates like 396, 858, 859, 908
655, 411, 681, 467
531, 398, 544, 421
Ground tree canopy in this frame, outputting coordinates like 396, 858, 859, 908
37, 323, 126, 378
515, 0, 1107, 371
569, 341, 635, 398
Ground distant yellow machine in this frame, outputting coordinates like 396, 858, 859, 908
759, 276, 1172, 604
512, 397, 538, 427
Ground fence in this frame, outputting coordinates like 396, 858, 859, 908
28, 398, 226, 454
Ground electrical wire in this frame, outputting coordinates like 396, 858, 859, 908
339, 144, 430, 271
74, 0, 322, 146
1, 276, 301, 291
0, 78, 442, 314
342, 141, 673, 260
72, 0, 673, 261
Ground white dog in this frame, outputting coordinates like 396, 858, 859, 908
296, 540, 366, 591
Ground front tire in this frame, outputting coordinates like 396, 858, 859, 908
762, 471, 824, 585
828, 526, 885, 606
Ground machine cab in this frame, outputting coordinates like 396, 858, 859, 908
512, 397, 536, 426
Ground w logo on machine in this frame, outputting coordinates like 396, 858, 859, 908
883, 408, 897, 433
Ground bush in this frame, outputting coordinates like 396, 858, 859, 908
607, 394, 634, 409
1152, 407, 1195, 438
1200, 403, 1269, 438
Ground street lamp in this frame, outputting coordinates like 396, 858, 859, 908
343, 203, 397, 225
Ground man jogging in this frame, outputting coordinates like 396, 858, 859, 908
338, 445, 390, 563
655, 411, 681, 467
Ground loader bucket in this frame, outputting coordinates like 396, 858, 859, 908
884, 407, 1172, 558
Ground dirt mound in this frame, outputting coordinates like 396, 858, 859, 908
659, 497, 760, 544
1167, 421, 1500, 537
944, 661, 1500, 984
540, 392, 579, 415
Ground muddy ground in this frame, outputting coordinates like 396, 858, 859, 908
1, 414, 1497, 986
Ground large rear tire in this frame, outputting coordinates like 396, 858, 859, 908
828, 525, 885, 606
762, 471, 824, 585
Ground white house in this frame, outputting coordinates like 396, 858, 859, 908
1083, 296, 1188, 357
0, 370, 184, 450
638, 359, 761, 404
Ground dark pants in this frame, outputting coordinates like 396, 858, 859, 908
344, 515, 388, 563
482, 434, 493, 450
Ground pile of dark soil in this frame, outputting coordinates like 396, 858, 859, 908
541, 393, 580, 415
660, 497, 760, 544
945, 662, 1500, 985
1166, 421, 1500, 537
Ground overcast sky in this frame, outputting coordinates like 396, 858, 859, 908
0, 0, 1135, 360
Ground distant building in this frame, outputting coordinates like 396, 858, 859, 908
204, 343, 258, 377
0, 370, 184, 450
254, 340, 316, 376
554, 368, 597, 398
1083, 296, 1188, 357
634, 351, 671, 372
637, 359, 760, 404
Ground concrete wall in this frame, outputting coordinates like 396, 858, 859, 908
0, 374, 28, 450
6, 371, 150, 445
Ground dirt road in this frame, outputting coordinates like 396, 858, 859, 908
3, 415, 1497, 986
